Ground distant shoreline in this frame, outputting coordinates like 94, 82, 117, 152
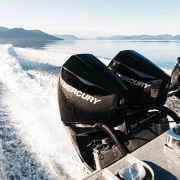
53, 33, 180, 41
1, 27, 180, 41
71, 39, 180, 41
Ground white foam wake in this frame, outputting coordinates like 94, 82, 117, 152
14, 46, 110, 67
0, 44, 87, 179
15, 47, 71, 67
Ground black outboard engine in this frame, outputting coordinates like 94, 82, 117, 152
108, 50, 173, 147
58, 54, 128, 125
108, 50, 171, 108
58, 54, 129, 170
58, 51, 180, 172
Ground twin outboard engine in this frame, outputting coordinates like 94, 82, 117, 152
57, 51, 180, 171
109, 50, 171, 108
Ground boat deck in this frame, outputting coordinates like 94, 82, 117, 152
83, 131, 180, 180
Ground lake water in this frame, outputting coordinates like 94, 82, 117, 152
44, 40, 180, 71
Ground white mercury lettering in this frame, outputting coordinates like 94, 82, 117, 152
71, 88, 77, 94
94, 98, 101, 104
86, 96, 94, 103
62, 82, 101, 104
117, 74, 148, 88
128, 79, 134, 83
82, 93, 88, 99
76, 91, 82, 96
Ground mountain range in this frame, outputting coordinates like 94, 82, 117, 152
54, 34, 180, 40
89, 34, 180, 40
1, 26, 180, 41
53, 34, 81, 40
0, 27, 62, 41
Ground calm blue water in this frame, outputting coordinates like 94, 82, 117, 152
44, 40, 180, 70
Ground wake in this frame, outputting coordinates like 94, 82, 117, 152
0, 45, 87, 179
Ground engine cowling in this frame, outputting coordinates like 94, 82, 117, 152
58, 54, 128, 125
108, 50, 171, 107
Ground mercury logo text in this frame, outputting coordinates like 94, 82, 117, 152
117, 74, 148, 88
62, 82, 101, 104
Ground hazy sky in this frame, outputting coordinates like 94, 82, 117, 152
0, 0, 180, 38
